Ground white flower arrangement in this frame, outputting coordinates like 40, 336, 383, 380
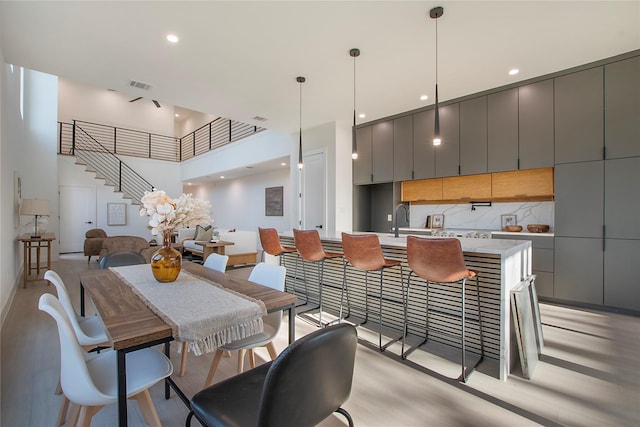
139, 190, 211, 235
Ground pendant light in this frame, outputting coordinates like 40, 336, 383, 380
350, 48, 360, 160
297, 76, 305, 169
430, 6, 443, 146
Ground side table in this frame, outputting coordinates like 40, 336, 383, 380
18, 233, 56, 288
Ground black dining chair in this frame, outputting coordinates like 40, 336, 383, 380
186, 323, 358, 427
99, 251, 146, 269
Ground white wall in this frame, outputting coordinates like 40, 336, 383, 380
190, 167, 291, 234
175, 109, 216, 137
1, 64, 59, 322
58, 78, 176, 136
57, 154, 182, 240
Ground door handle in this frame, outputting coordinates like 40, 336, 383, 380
315, 225, 323, 229
85, 221, 93, 224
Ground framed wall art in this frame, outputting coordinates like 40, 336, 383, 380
265, 186, 284, 216
107, 203, 127, 226
431, 214, 444, 229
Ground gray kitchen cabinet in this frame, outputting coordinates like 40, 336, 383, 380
488, 88, 518, 172
412, 110, 436, 179
459, 96, 488, 175
393, 115, 414, 181
604, 239, 640, 311
371, 121, 394, 183
555, 237, 603, 305
554, 67, 604, 164
554, 161, 603, 238
605, 56, 640, 159
435, 103, 460, 178
604, 157, 640, 240
353, 125, 373, 185
519, 79, 554, 169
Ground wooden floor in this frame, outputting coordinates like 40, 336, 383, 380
2, 254, 639, 427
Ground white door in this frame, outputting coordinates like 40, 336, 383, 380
302, 152, 325, 230
59, 185, 96, 253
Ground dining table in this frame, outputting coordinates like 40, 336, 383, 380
79, 261, 297, 427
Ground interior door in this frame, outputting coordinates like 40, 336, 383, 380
302, 152, 325, 231
59, 185, 96, 253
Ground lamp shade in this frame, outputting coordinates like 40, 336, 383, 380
20, 199, 50, 216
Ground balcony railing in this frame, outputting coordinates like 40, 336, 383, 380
58, 117, 265, 162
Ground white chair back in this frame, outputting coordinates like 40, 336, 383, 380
44, 270, 107, 346
38, 294, 112, 406
203, 253, 229, 273
248, 263, 286, 291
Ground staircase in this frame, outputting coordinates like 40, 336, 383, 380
68, 124, 154, 206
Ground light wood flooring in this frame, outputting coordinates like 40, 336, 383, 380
1, 254, 639, 426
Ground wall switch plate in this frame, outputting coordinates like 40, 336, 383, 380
387, 214, 392, 221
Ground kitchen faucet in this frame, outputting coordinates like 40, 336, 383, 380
393, 203, 410, 238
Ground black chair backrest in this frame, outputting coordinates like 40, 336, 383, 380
258, 323, 357, 427
99, 251, 146, 269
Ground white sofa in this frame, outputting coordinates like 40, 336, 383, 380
177, 228, 258, 267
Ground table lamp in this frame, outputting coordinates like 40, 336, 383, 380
20, 198, 50, 238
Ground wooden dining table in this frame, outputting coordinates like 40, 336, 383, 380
79, 261, 297, 427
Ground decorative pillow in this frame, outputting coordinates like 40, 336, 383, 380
194, 225, 213, 241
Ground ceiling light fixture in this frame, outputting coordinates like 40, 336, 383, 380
359, 113, 366, 119
350, 48, 361, 160
509, 68, 520, 76
166, 34, 178, 43
420, 94, 429, 101
430, 6, 444, 146
297, 76, 305, 170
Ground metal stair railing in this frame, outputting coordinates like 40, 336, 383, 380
71, 123, 154, 205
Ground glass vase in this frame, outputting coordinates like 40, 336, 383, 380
151, 230, 182, 283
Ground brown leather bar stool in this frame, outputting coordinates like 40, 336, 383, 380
402, 236, 485, 382
293, 229, 343, 326
258, 227, 302, 304
341, 232, 404, 352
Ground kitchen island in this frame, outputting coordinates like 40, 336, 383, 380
277, 231, 531, 381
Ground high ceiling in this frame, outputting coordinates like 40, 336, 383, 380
1, 1, 639, 135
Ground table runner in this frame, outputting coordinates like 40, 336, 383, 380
111, 264, 266, 356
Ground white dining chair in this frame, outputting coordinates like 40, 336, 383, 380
203, 253, 229, 273
179, 253, 230, 376
203, 262, 286, 388
39, 293, 173, 427
44, 270, 109, 349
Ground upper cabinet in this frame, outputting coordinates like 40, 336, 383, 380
371, 121, 394, 183
555, 67, 604, 164
442, 174, 491, 201
353, 126, 373, 185
605, 56, 640, 159
519, 80, 554, 169
459, 97, 488, 176
435, 104, 460, 177
393, 116, 414, 181
412, 110, 436, 179
487, 88, 518, 172
401, 178, 443, 202
491, 167, 554, 200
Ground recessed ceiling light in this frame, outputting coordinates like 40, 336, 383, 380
175, 113, 179, 118
358, 113, 366, 119
509, 69, 519, 76
220, 176, 225, 179
281, 162, 287, 166
420, 95, 429, 101
187, 182, 192, 186
166, 34, 179, 43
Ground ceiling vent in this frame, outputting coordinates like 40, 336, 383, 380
128, 80, 152, 90
252, 116, 268, 122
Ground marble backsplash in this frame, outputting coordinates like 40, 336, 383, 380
409, 201, 554, 231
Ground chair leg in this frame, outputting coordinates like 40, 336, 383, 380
55, 395, 69, 427
204, 349, 224, 388
133, 389, 162, 427
78, 405, 102, 427
248, 348, 256, 369
179, 341, 189, 376
266, 341, 278, 360
55, 377, 62, 395
335, 407, 354, 427
461, 278, 467, 383
237, 349, 246, 373
475, 276, 485, 356
66, 403, 81, 427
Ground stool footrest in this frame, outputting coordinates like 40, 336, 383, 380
366, 293, 404, 305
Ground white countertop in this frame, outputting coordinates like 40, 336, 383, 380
280, 230, 531, 257
491, 231, 554, 237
